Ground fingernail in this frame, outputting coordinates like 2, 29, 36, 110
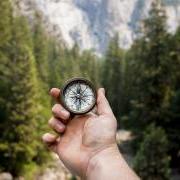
49, 88, 54, 95
42, 133, 54, 142
61, 108, 70, 117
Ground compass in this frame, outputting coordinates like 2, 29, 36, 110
61, 78, 97, 114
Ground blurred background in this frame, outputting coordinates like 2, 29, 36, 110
0, 0, 179, 179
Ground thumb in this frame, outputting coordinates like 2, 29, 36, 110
97, 88, 114, 116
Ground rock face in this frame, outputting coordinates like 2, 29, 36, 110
18, 0, 180, 54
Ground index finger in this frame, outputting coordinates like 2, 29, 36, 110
50, 88, 71, 120
50, 88, 60, 102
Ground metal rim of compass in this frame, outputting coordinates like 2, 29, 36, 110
60, 77, 97, 115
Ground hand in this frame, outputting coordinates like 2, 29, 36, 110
42, 88, 139, 180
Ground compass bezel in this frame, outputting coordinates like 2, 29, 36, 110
60, 77, 97, 115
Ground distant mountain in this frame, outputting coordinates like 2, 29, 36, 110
17, 0, 180, 54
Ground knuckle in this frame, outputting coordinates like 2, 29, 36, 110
52, 104, 59, 113
62, 110, 69, 118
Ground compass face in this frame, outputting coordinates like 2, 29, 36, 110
61, 78, 96, 114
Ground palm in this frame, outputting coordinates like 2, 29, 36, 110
43, 88, 117, 177
57, 113, 117, 176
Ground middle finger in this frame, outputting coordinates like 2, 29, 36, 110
52, 104, 70, 122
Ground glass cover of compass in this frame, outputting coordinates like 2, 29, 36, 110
61, 78, 97, 114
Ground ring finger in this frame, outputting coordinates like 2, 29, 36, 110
48, 117, 66, 133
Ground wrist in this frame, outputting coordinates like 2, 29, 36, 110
85, 144, 120, 179
85, 144, 139, 180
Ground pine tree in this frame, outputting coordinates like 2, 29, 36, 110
0, 0, 12, 47
47, 37, 65, 87
102, 35, 124, 119
128, 0, 174, 134
32, 17, 52, 165
33, 15, 49, 84
134, 124, 171, 180
79, 50, 100, 86
69, 44, 82, 78
0, 16, 40, 176
0, 0, 13, 121
164, 27, 180, 169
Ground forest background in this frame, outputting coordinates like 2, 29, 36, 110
0, 0, 180, 179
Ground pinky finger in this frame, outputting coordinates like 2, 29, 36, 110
42, 133, 57, 143
42, 133, 59, 153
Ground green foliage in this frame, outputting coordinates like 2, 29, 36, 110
120, 2, 180, 173
0, 0, 12, 47
79, 50, 101, 87
126, 1, 174, 134
0, 0, 180, 178
0, 16, 39, 175
33, 16, 49, 84
47, 41, 100, 88
134, 124, 171, 180
164, 27, 180, 169
101, 1, 180, 175
101, 35, 125, 119
123, 0, 180, 174
0, 2, 50, 176
0, 1, 101, 177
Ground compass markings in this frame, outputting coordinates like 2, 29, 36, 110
64, 82, 95, 112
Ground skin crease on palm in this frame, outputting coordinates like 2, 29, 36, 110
42, 88, 139, 180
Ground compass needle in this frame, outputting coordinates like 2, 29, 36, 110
69, 88, 77, 95
81, 86, 88, 95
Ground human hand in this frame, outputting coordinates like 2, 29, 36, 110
42, 88, 139, 180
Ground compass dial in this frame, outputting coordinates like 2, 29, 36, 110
61, 78, 96, 114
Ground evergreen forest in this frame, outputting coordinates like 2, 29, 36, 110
0, 0, 179, 179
